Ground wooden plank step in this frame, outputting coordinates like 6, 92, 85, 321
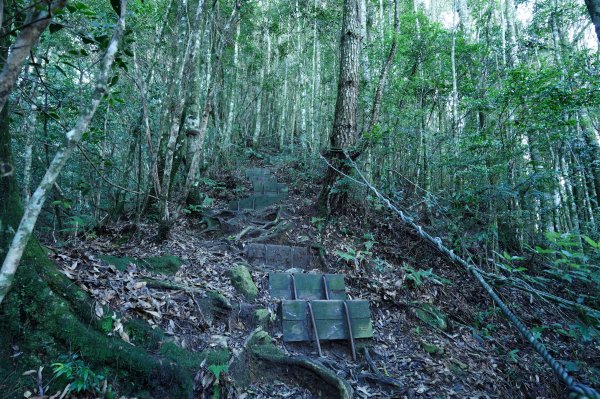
281, 300, 373, 342
245, 243, 313, 268
269, 273, 346, 300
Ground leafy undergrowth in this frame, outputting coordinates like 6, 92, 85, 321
7, 157, 598, 398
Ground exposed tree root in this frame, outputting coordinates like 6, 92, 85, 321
246, 220, 293, 243
0, 240, 203, 398
239, 329, 353, 399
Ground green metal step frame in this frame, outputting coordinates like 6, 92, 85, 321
269, 272, 346, 300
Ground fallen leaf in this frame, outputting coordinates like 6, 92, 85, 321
95, 301, 104, 318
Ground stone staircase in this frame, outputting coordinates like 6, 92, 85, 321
232, 167, 373, 360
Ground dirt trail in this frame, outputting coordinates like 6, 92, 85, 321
44, 161, 597, 398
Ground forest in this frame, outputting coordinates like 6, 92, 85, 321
1, 0, 600, 398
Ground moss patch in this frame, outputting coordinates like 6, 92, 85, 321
253, 308, 274, 327
228, 264, 258, 300
207, 291, 232, 311
160, 341, 230, 370
99, 254, 183, 275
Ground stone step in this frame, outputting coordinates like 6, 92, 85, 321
245, 168, 272, 179
244, 243, 313, 268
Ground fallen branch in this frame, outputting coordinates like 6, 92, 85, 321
143, 278, 203, 293
478, 270, 600, 319
358, 372, 405, 390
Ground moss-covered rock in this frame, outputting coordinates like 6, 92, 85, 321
253, 308, 274, 327
142, 255, 183, 274
99, 254, 183, 274
228, 264, 258, 300
207, 291, 233, 311
421, 340, 444, 355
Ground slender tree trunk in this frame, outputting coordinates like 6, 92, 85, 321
252, 33, 265, 147
22, 79, 39, 203
159, 0, 206, 237
451, 1, 459, 137
580, 110, 600, 211
279, 52, 289, 150
366, 0, 398, 134
224, 19, 241, 153
505, 0, 519, 66
181, 1, 240, 204
457, 0, 473, 40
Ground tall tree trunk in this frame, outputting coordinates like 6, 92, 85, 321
366, 0, 398, 134
580, 110, 600, 213
223, 18, 241, 154
317, 0, 362, 215
252, 33, 266, 147
181, 1, 240, 204
21, 77, 39, 203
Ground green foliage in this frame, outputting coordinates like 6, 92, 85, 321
208, 364, 229, 399
311, 216, 326, 232
506, 349, 520, 363
473, 307, 501, 338
401, 264, 451, 287
494, 251, 527, 274
198, 177, 226, 191
336, 247, 359, 262
533, 232, 600, 287
51, 200, 72, 209
183, 195, 214, 215
414, 303, 447, 331
552, 321, 599, 343
52, 354, 107, 394
335, 246, 369, 270
362, 232, 378, 252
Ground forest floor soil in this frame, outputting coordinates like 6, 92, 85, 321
17, 157, 599, 398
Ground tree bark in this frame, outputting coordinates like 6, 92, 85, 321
223, 18, 240, 153
317, 0, 362, 214
0, 0, 66, 113
159, 0, 206, 236
366, 0, 398, 134
584, 0, 600, 42
181, 2, 240, 205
